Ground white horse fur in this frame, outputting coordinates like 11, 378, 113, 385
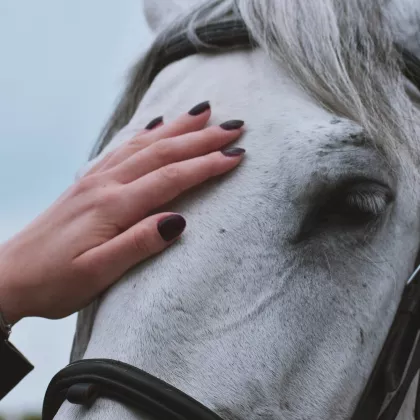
57, 0, 420, 419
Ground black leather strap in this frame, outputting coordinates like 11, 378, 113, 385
150, 20, 254, 85
351, 265, 420, 420
42, 358, 224, 420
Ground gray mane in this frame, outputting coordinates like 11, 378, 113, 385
73, 0, 420, 362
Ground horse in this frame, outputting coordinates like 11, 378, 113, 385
49, 0, 420, 418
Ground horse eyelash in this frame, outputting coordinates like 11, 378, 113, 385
344, 191, 390, 215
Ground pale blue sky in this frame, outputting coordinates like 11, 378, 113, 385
0, 1, 153, 415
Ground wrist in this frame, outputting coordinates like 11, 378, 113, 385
0, 285, 23, 328
0, 246, 25, 326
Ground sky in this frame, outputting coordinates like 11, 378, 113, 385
0, 1, 153, 415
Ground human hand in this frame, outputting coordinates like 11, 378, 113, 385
0, 102, 245, 324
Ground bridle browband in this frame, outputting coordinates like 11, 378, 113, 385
43, 19, 420, 420
149, 20, 255, 85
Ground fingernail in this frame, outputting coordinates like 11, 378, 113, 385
188, 101, 211, 116
220, 120, 244, 130
158, 215, 186, 241
145, 116, 163, 130
221, 147, 246, 157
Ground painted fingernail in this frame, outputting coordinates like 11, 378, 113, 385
188, 101, 211, 116
145, 116, 163, 130
221, 147, 246, 157
158, 215, 186, 241
220, 120, 244, 130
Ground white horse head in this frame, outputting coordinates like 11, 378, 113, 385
55, 1, 420, 419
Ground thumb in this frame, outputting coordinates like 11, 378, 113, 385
76, 213, 186, 288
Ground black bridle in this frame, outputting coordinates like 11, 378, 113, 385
42, 359, 224, 420
42, 20, 420, 420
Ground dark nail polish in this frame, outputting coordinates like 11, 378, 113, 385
188, 101, 211, 116
145, 116, 163, 130
158, 215, 186, 241
221, 147, 246, 157
220, 120, 244, 130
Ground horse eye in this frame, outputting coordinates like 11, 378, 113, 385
297, 181, 394, 241
322, 182, 394, 225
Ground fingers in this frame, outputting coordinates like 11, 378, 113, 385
95, 101, 212, 173
120, 148, 245, 227
74, 213, 186, 289
85, 123, 158, 176
107, 121, 245, 184
84, 128, 149, 176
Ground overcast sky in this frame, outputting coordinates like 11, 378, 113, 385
0, 1, 153, 415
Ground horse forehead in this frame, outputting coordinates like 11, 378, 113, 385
131, 49, 366, 156
133, 50, 319, 120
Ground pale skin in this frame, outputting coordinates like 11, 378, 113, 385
0, 102, 245, 325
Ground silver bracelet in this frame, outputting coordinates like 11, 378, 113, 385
0, 308, 11, 339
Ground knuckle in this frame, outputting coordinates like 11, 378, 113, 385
72, 174, 123, 212
152, 140, 172, 162
128, 132, 142, 144
72, 176, 99, 195
203, 126, 230, 148
121, 144, 138, 159
159, 165, 184, 196
126, 139, 140, 150
199, 155, 219, 178
131, 229, 153, 256
128, 133, 148, 149
160, 164, 181, 183
206, 125, 222, 137
93, 188, 120, 208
